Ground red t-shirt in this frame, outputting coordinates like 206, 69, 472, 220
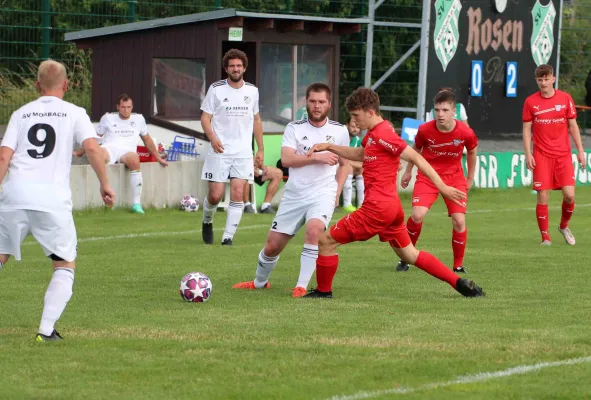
522, 90, 577, 157
361, 120, 408, 202
415, 120, 477, 177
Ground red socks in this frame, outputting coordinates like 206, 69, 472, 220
452, 229, 467, 268
316, 255, 339, 293
406, 217, 423, 246
560, 201, 575, 230
414, 251, 458, 289
536, 204, 550, 242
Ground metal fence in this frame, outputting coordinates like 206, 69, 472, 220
1, 1, 590, 129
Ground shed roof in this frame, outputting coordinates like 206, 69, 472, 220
64, 8, 369, 42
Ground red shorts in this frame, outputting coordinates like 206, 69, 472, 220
412, 174, 467, 215
533, 152, 575, 191
330, 199, 411, 249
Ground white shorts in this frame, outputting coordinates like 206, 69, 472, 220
270, 183, 337, 236
101, 144, 135, 165
0, 210, 77, 262
202, 155, 254, 182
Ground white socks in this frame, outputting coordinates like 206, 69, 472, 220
202, 197, 217, 224
130, 171, 143, 205
222, 201, 244, 241
343, 174, 353, 207
254, 249, 279, 288
296, 244, 318, 289
355, 175, 365, 206
261, 202, 271, 210
38, 268, 75, 336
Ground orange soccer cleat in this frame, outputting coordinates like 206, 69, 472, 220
292, 287, 307, 298
232, 281, 270, 289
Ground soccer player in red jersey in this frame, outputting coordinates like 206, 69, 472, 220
396, 90, 477, 273
303, 88, 485, 299
522, 64, 586, 245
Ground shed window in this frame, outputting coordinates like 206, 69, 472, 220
152, 58, 206, 118
259, 44, 333, 123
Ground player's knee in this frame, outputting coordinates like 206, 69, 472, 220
451, 216, 465, 232
563, 193, 575, 204
125, 155, 141, 170
318, 231, 335, 250
410, 212, 425, 224
263, 242, 281, 258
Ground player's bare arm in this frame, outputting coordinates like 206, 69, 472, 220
253, 112, 264, 168
335, 156, 350, 200
307, 143, 364, 162
401, 146, 466, 206
466, 145, 477, 191
283, 146, 338, 167
201, 111, 224, 153
83, 137, 116, 207
568, 118, 586, 169
400, 144, 421, 189
140, 134, 168, 167
522, 121, 535, 171
0, 146, 15, 183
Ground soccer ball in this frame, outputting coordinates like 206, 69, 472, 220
180, 195, 199, 212
179, 272, 213, 302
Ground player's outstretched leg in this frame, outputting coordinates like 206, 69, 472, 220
558, 187, 576, 245
396, 214, 424, 272
36, 262, 75, 342
393, 243, 485, 297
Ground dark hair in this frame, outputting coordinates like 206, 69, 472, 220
345, 88, 380, 113
223, 49, 248, 69
117, 93, 132, 105
438, 86, 454, 93
306, 83, 332, 100
434, 90, 456, 105
535, 64, 554, 78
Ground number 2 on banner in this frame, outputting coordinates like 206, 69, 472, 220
506, 62, 517, 98
471, 61, 483, 97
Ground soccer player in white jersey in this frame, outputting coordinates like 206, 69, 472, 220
233, 83, 349, 297
0, 60, 115, 341
200, 49, 264, 245
74, 94, 167, 214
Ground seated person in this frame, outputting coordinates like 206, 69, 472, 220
243, 164, 283, 214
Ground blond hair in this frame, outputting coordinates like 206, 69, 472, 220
37, 60, 67, 91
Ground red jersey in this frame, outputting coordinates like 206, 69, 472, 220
361, 120, 408, 202
522, 90, 576, 157
415, 120, 477, 177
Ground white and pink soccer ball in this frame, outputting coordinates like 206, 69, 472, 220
180, 195, 199, 212
179, 272, 213, 302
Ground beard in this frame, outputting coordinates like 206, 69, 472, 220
228, 72, 244, 82
306, 108, 329, 123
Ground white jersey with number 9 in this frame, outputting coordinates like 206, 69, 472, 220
0, 96, 98, 212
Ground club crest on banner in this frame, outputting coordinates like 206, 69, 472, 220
433, 0, 462, 72
531, 0, 556, 66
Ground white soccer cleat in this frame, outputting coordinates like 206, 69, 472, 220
540, 240, 552, 246
558, 227, 576, 245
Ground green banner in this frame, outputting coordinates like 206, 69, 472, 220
463, 151, 591, 189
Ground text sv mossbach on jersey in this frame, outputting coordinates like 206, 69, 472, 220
22, 112, 68, 118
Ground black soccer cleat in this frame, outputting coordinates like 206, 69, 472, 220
453, 266, 467, 273
303, 288, 333, 299
455, 278, 485, 297
35, 329, 64, 343
396, 259, 410, 272
202, 222, 213, 244
221, 238, 233, 246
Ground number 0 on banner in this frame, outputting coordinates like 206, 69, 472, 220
471, 61, 483, 97
506, 62, 518, 98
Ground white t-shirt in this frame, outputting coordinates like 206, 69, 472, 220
425, 103, 468, 122
0, 96, 98, 212
281, 118, 349, 193
97, 112, 148, 152
200, 79, 259, 158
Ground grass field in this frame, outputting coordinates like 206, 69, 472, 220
1, 188, 591, 399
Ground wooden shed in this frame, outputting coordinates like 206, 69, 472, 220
65, 8, 363, 137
